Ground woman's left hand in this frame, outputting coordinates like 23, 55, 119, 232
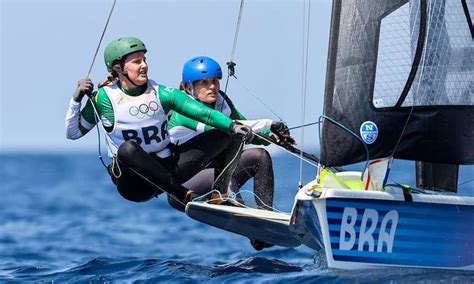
270, 121, 296, 145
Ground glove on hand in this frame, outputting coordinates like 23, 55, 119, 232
270, 121, 296, 145
73, 78, 94, 102
271, 121, 290, 136
231, 123, 254, 143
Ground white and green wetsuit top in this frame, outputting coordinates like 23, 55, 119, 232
65, 80, 234, 157
168, 91, 273, 145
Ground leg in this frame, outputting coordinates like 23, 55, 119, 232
171, 130, 231, 182
232, 148, 274, 209
172, 130, 244, 195
167, 169, 215, 212
113, 141, 189, 203
212, 135, 244, 194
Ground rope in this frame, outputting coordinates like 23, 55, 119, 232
231, 75, 283, 121
288, 121, 321, 131
86, 0, 116, 78
211, 138, 245, 190
229, 0, 245, 65
299, 0, 312, 188
120, 160, 187, 207
318, 115, 370, 178
253, 132, 319, 167
235, 189, 286, 213
458, 178, 474, 188
87, 93, 109, 170
83, 0, 117, 170
192, 189, 287, 214
222, 0, 284, 122
223, 0, 245, 96
110, 155, 122, 178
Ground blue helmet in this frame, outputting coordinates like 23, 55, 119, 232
182, 56, 223, 85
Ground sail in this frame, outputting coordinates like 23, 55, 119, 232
320, 0, 474, 167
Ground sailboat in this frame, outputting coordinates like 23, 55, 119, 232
187, 0, 473, 270
288, 0, 474, 270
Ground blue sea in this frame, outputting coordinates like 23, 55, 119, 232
1, 152, 473, 283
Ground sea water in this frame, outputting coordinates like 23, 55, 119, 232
1, 153, 473, 283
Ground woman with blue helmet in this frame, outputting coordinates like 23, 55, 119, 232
168, 57, 292, 250
65, 38, 253, 207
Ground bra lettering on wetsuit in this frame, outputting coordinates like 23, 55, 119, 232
103, 80, 171, 157
122, 122, 169, 145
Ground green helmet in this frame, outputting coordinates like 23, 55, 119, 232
104, 37, 147, 71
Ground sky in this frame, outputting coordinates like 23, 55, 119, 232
0, 0, 332, 152
1, 0, 472, 190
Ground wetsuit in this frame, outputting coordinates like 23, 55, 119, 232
65, 80, 238, 203
168, 91, 275, 211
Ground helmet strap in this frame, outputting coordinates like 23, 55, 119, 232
116, 62, 140, 88
185, 83, 199, 101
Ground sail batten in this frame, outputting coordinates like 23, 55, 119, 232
321, 0, 474, 167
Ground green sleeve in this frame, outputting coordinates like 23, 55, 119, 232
79, 88, 114, 134
168, 111, 200, 131
168, 111, 215, 132
159, 85, 233, 132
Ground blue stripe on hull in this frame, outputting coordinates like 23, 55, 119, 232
293, 197, 474, 269
325, 198, 474, 268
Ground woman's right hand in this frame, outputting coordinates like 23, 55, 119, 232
72, 78, 94, 102
231, 122, 254, 143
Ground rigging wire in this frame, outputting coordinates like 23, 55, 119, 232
85, 0, 117, 169
222, 0, 284, 121
210, 139, 245, 190
231, 75, 283, 121
86, 0, 117, 78
318, 115, 370, 176
298, 0, 312, 188
288, 121, 321, 130
229, 0, 245, 66
223, 0, 245, 96
252, 132, 319, 167
192, 189, 287, 213
458, 178, 474, 188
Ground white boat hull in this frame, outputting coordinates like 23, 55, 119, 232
289, 185, 474, 270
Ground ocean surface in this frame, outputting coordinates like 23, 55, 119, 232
1, 152, 473, 283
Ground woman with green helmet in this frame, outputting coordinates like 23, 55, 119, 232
168, 57, 293, 250
65, 37, 253, 205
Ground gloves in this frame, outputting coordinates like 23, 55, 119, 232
72, 78, 94, 102
270, 121, 296, 145
231, 122, 254, 143
271, 121, 290, 136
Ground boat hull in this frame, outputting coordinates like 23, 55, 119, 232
289, 187, 474, 270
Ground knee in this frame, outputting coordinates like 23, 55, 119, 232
255, 148, 272, 163
260, 148, 271, 160
116, 186, 156, 203
253, 148, 273, 172
118, 140, 141, 158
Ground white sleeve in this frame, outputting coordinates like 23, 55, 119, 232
237, 119, 273, 132
65, 98, 85, 140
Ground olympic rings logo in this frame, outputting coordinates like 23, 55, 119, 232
129, 101, 160, 119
